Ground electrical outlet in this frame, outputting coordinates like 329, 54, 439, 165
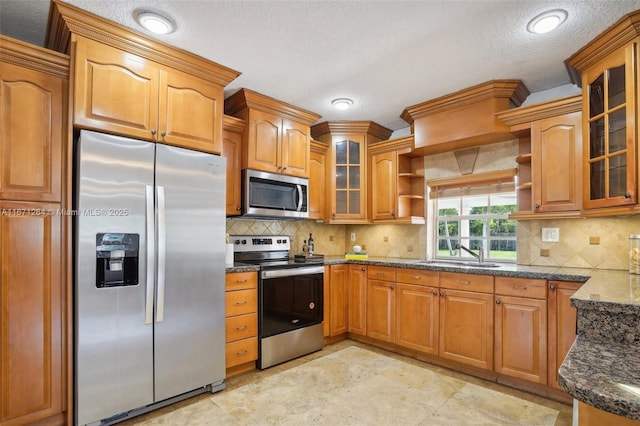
589, 236, 600, 245
350, 232, 356, 242
540, 248, 551, 257
384, 236, 389, 242
329, 235, 334, 241
541, 228, 559, 242
407, 245, 413, 252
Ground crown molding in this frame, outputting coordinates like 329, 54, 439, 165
1, 35, 69, 78
310, 120, 393, 140
224, 88, 321, 125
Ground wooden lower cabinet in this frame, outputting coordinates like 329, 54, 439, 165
494, 277, 548, 385
439, 288, 494, 370
347, 265, 367, 336
494, 295, 547, 384
0, 202, 65, 425
548, 280, 582, 389
366, 266, 396, 343
328, 264, 348, 336
395, 283, 439, 355
225, 272, 258, 373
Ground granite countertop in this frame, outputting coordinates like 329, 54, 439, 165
560, 336, 640, 420
225, 263, 260, 273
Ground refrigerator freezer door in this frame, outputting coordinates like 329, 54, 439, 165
153, 144, 226, 401
76, 131, 156, 425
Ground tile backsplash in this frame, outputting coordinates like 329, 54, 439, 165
518, 217, 640, 270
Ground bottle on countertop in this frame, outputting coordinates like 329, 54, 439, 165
308, 233, 314, 255
302, 240, 308, 256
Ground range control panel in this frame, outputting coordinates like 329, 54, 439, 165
230, 235, 290, 252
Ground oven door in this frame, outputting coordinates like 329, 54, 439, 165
259, 266, 323, 338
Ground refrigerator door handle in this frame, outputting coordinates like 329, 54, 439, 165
145, 185, 155, 325
156, 185, 167, 322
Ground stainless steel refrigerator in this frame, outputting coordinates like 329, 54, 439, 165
75, 130, 226, 425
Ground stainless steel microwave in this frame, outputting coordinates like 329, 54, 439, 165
242, 169, 309, 219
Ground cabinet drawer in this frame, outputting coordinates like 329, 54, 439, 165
226, 337, 258, 368
396, 268, 438, 286
225, 271, 257, 291
225, 289, 257, 316
367, 266, 396, 282
440, 272, 493, 293
495, 277, 546, 299
226, 313, 258, 342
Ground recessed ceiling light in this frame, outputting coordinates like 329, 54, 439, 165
136, 11, 176, 35
331, 98, 354, 110
527, 9, 567, 34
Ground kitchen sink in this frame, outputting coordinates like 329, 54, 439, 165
413, 260, 501, 268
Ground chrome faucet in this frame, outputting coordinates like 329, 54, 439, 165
455, 243, 485, 264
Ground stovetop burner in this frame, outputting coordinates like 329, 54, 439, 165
230, 235, 324, 269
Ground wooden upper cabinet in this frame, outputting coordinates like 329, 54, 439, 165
311, 121, 392, 223
158, 69, 222, 153
49, 1, 240, 156
0, 38, 68, 203
370, 150, 397, 221
565, 10, 640, 215
308, 141, 328, 220
532, 110, 582, 213
222, 115, 245, 216
225, 89, 321, 178
74, 36, 225, 153
497, 95, 583, 219
369, 136, 425, 224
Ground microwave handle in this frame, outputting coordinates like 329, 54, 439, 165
296, 184, 303, 211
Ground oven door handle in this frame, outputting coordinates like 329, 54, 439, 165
262, 265, 324, 279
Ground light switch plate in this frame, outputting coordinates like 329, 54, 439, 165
541, 227, 560, 242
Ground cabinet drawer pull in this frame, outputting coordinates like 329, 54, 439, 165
236, 325, 247, 331
235, 301, 248, 305
412, 275, 421, 279
458, 280, 471, 285
377, 272, 385, 276
236, 350, 248, 356
235, 279, 248, 283
512, 285, 526, 290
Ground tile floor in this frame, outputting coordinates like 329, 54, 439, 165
121, 340, 573, 425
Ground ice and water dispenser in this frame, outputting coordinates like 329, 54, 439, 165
96, 233, 139, 288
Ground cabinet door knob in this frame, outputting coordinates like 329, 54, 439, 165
625, 193, 632, 199
535, 203, 541, 209
391, 212, 395, 218
361, 268, 366, 272
496, 299, 501, 304
389, 285, 394, 290
236, 206, 241, 211
151, 129, 157, 135
439, 292, 444, 297
161, 131, 166, 137
549, 285, 556, 290
432, 290, 438, 296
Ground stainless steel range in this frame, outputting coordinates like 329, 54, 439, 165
231, 235, 324, 369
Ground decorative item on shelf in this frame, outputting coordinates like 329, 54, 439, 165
352, 244, 362, 253
345, 251, 368, 260
302, 240, 308, 256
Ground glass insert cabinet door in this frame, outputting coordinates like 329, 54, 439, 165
583, 44, 636, 209
332, 135, 366, 220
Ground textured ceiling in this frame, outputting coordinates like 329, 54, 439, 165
2, 0, 640, 131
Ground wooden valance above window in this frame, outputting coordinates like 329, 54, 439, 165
427, 168, 516, 199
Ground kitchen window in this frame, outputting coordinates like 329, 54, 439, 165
429, 169, 517, 263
